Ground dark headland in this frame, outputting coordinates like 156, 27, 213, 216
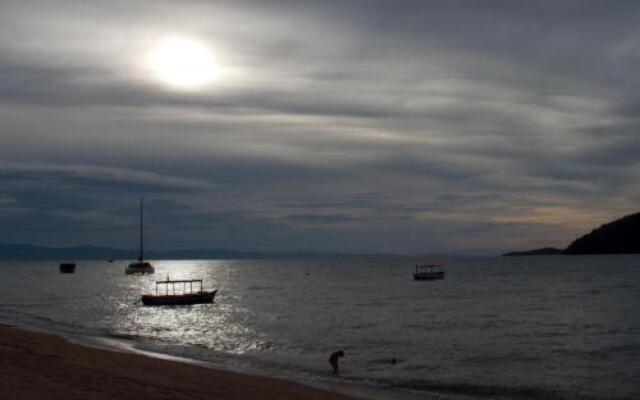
504, 211, 640, 256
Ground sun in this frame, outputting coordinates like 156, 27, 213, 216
146, 36, 220, 90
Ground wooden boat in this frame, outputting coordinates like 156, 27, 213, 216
59, 262, 76, 273
126, 198, 155, 275
413, 264, 445, 280
141, 278, 217, 306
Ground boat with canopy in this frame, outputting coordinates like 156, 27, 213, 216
413, 264, 445, 280
141, 277, 217, 306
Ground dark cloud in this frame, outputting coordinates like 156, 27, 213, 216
286, 214, 354, 225
1, 0, 639, 254
574, 135, 640, 168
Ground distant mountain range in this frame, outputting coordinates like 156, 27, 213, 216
6, 211, 639, 259
0, 243, 397, 260
504, 211, 640, 256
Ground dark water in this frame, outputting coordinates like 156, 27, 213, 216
0, 256, 638, 400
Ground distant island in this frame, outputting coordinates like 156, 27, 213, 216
0, 243, 398, 260
502, 247, 564, 256
504, 211, 640, 256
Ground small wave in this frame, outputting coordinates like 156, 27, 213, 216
344, 376, 568, 400
106, 332, 146, 341
607, 284, 635, 290
367, 357, 403, 365
0, 302, 39, 309
601, 344, 640, 356
0, 308, 86, 332
539, 331, 572, 338
245, 285, 277, 291
462, 352, 541, 365
399, 323, 422, 329
354, 302, 386, 307
350, 323, 379, 330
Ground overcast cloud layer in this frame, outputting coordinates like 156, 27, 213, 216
1, 0, 639, 254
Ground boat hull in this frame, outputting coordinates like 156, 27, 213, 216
413, 272, 445, 280
141, 290, 217, 306
59, 263, 76, 273
125, 262, 155, 275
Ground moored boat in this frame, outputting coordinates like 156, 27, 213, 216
125, 198, 155, 275
413, 264, 445, 280
126, 261, 154, 274
59, 262, 76, 273
141, 278, 217, 306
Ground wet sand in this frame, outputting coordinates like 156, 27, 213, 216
0, 325, 361, 400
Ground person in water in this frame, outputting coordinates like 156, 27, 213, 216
329, 350, 345, 375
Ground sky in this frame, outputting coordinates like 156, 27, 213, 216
1, 0, 639, 255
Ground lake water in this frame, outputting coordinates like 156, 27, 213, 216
0, 256, 638, 400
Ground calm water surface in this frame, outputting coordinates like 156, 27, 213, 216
0, 256, 638, 400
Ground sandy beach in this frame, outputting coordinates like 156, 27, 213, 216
0, 326, 361, 400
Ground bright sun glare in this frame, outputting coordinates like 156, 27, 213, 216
146, 36, 219, 90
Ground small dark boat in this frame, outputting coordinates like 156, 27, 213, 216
413, 264, 445, 281
59, 263, 76, 273
141, 278, 217, 306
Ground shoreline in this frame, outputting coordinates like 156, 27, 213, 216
0, 325, 441, 400
0, 325, 365, 400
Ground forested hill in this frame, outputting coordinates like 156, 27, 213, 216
565, 212, 640, 254
504, 211, 640, 256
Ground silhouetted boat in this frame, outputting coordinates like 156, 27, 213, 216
125, 198, 155, 275
141, 278, 217, 306
413, 264, 445, 280
59, 262, 76, 273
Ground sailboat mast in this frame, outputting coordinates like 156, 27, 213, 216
139, 198, 144, 262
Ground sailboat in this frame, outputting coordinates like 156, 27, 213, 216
125, 198, 155, 275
